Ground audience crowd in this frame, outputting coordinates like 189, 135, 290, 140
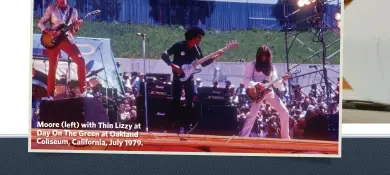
31, 70, 339, 140
116, 71, 340, 139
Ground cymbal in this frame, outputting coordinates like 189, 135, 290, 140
86, 68, 104, 78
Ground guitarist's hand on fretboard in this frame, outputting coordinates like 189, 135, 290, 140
212, 50, 224, 60
282, 73, 291, 82
74, 19, 83, 28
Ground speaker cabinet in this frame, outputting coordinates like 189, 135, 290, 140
328, 112, 339, 141
136, 96, 173, 132
194, 105, 238, 136
39, 97, 109, 129
303, 111, 330, 141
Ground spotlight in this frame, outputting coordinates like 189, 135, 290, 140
335, 13, 341, 21
297, 0, 304, 7
298, 0, 317, 7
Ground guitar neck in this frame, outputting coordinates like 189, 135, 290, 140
193, 47, 228, 67
265, 77, 283, 88
264, 70, 297, 88
62, 16, 87, 32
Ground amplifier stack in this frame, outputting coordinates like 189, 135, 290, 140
136, 78, 238, 135
197, 87, 230, 105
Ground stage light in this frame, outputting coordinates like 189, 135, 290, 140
335, 13, 341, 21
297, 0, 304, 7
304, 0, 311, 5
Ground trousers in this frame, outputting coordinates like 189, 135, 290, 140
168, 75, 195, 129
46, 38, 86, 96
240, 90, 290, 139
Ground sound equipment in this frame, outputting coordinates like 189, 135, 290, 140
197, 87, 230, 105
303, 110, 330, 141
136, 96, 173, 132
145, 73, 171, 83
139, 82, 172, 97
40, 10, 101, 49
246, 68, 301, 102
328, 112, 339, 141
194, 105, 238, 136
39, 97, 109, 129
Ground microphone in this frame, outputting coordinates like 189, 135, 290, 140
136, 33, 147, 37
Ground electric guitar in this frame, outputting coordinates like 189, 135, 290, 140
40, 10, 101, 49
178, 41, 240, 82
246, 68, 301, 102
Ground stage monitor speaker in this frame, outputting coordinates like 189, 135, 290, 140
136, 96, 173, 132
39, 97, 109, 129
194, 105, 238, 136
303, 111, 330, 141
328, 112, 339, 141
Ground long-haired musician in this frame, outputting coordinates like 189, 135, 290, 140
37, 0, 86, 99
240, 45, 291, 139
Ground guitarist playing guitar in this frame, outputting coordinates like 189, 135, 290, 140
241, 45, 291, 139
37, 0, 86, 99
161, 26, 224, 134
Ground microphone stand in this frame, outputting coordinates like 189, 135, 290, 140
66, 56, 72, 98
95, 42, 110, 119
138, 34, 149, 132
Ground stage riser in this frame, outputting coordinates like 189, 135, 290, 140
30, 129, 339, 154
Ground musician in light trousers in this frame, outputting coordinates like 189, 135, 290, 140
240, 45, 291, 139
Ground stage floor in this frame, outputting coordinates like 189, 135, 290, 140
30, 129, 339, 155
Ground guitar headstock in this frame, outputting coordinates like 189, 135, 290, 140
224, 40, 240, 50
83, 10, 101, 20
289, 68, 301, 75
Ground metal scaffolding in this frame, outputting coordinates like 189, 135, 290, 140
281, 0, 340, 113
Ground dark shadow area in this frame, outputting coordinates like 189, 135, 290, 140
33, 0, 55, 15
272, 0, 328, 31
33, 0, 43, 12
75, 0, 86, 12
149, 0, 215, 27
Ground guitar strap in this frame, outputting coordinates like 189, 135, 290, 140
65, 7, 73, 25
194, 45, 203, 59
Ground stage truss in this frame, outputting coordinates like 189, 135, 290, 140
281, 0, 341, 113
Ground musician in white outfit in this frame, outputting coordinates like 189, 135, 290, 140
240, 45, 291, 139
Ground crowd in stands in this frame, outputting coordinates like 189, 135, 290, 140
117, 71, 340, 139
31, 68, 339, 140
